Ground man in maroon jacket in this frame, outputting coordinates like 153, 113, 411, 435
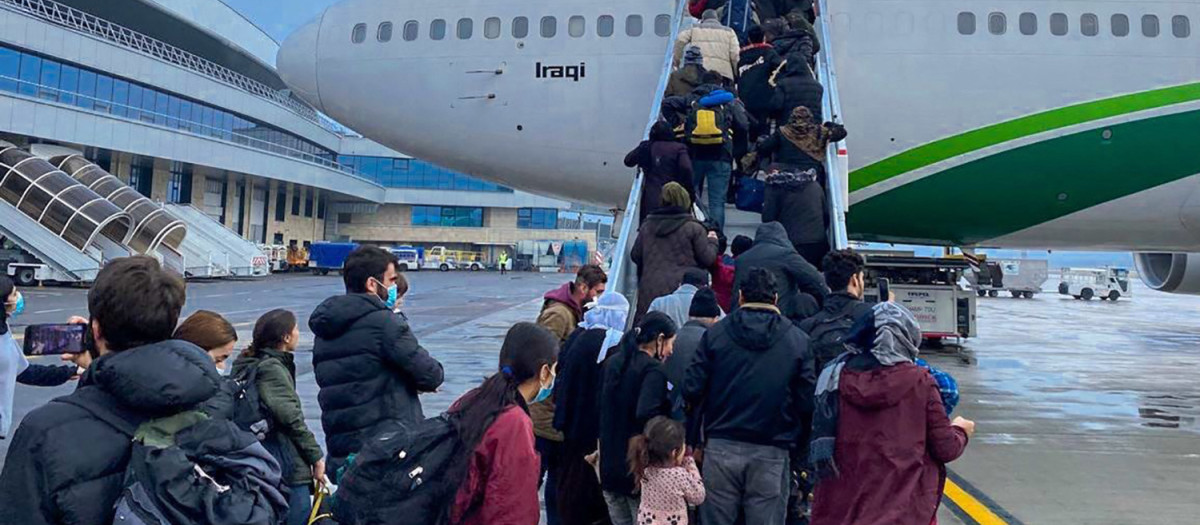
810, 302, 976, 525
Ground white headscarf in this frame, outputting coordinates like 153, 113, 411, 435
578, 292, 630, 363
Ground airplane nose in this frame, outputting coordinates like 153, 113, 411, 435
277, 14, 323, 112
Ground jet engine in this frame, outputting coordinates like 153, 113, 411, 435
1134, 253, 1200, 295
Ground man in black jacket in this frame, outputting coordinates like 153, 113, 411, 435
0, 256, 221, 525
736, 26, 783, 143
684, 268, 816, 525
770, 58, 823, 124
309, 246, 444, 473
733, 222, 828, 322
798, 248, 874, 370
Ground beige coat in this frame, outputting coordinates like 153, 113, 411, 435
673, 19, 741, 81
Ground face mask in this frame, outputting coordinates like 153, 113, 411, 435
372, 278, 399, 309
8, 292, 24, 318
533, 369, 556, 403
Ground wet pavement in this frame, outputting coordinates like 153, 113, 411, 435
3, 273, 1199, 524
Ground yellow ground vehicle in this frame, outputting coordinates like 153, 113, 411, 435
426, 246, 485, 271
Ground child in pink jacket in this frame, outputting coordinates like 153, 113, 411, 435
629, 416, 706, 525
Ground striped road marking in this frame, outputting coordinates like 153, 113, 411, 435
943, 470, 1025, 525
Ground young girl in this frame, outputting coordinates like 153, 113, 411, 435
628, 416, 706, 525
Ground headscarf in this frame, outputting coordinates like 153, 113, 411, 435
870, 302, 921, 366
779, 106, 828, 161
579, 292, 630, 363
660, 181, 692, 209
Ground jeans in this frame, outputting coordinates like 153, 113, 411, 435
700, 439, 791, 525
603, 491, 641, 525
285, 483, 312, 525
693, 159, 733, 230
537, 437, 562, 525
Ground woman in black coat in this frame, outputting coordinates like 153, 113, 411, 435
753, 107, 847, 268
625, 121, 695, 223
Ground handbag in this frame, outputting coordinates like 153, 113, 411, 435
735, 171, 766, 213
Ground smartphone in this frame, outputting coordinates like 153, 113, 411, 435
878, 278, 891, 303
22, 324, 87, 356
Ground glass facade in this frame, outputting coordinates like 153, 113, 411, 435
337, 155, 512, 192
412, 205, 484, 227
518, 207, 559, 229
0, 44, 344, 170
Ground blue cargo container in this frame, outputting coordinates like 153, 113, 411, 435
309, 242, 359, 275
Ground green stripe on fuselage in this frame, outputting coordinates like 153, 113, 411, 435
850, 82, 1200, 192
847, 107, 1200, 246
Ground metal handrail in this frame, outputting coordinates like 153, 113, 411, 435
610, 0, 689, 311
816, 0, 849, 250
0, 0, 340, 133
0, 75, 386, 188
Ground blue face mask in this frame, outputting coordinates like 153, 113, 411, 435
372, 278, 399, 309
9, 292, 24, 318
533, 369, 556, 404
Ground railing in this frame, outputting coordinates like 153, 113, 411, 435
0, 75, 386, 188
816, 0, 850, 249
0, 0, 340, 134
610, 0, 689, 312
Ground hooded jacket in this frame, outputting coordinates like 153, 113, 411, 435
533, 283, 584, 442
0, 340, 221, 525
666, 64, 706, 98
626, 123, 695, 222
673, 19, 742, 80
770, 58, 824, 123
599, 347, 671, 496
309, 293, 444, 468
771, 24, 820, 64
231, 347, 323, 486
736, 43, 784, 114
631, 208, 720, 320
811, 360, 968, 525
683, 305, 815, 448
732, 222, 828, 320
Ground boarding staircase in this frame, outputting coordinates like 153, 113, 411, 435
164, 203, 270, 278
611, 0, 849, 311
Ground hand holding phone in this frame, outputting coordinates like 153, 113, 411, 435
23, 324, 87, 356
878, 278, 891, 303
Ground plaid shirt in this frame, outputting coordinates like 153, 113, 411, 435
916, 358, 959, 415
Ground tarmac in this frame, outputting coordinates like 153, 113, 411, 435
2, 272, 1198, 524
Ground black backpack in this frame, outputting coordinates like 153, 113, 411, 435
229, 364, 273, 441
333, 414, 466, 525
803, 302, 863, 372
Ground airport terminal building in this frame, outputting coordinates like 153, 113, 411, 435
0, 0, 597, 281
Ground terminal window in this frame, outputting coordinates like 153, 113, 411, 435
518, 208, 559, 229
412, 206, 484, 228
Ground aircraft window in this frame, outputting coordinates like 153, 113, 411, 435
378, 22, 393, 42
1172, 15, 1190, 38
403, 20, 419, 41
598, 15, 615, 37
458, 18, 473, 39
541, 16, 557, 37
626, 15, 644, 36
431, 19, 446, 40
987, 12, 1006, 35
1112, 14, 1130, 36
957, 12, 976, 35
1081, 14, 1099, 36
569, 16, 585, 37
1142, 14, 1159, 37
1050, 13, 1068, 35
513, 16, 529, 38
485, 17, 501, 39
351, 23, 367, 43
1019, 13, 1036, 35
655, 14, 672, 36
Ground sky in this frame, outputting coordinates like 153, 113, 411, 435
221, 0, 335, 42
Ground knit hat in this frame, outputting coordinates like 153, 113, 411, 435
660, 182, 692, 209
683, 45, 704, 66
689, 288, 722, 318
702, 9, 719, 21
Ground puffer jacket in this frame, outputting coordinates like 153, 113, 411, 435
231, 347, 324, 486
673, 19, 741, 81
631, 207, 720, 320
309, 293, 445, 470
737, 43, 783, 114
0, 340, 221, 525
732, 222, 828, 320
770, 58, 824, 123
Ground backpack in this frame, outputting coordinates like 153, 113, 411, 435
804, 301, 863, 372
333, 414, 466, 525
686, 103, 730, 146
230, 363, 273, 441
59, 395, 288, 525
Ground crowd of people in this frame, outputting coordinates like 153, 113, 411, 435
0, 4, 978, 525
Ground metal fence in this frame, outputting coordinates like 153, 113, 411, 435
0, 0, 339, 133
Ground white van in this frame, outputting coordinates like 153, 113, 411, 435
1058, 267, 1132, 301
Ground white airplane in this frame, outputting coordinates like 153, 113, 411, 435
277, 0, 1200, 294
